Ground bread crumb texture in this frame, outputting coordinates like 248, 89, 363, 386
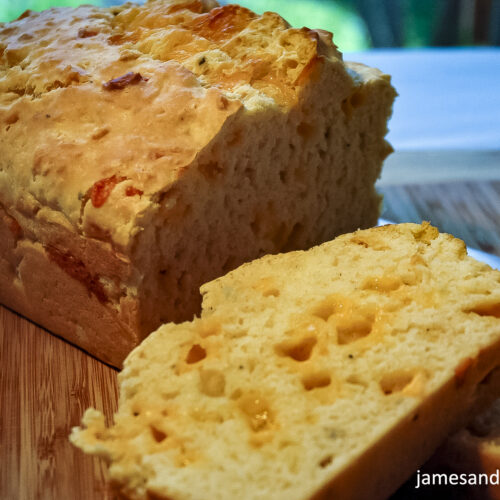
0, 0, 393, 246
0, 0, 396, 363
71, 223, 500, 499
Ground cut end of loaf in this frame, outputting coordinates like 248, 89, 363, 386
0, 0, 396, 365
72, 223, 500, 499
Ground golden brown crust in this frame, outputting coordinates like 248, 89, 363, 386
0, 204, 139, 365
0, 63, 241, 248
0, 0, 339, 248
0, 0, 395, 365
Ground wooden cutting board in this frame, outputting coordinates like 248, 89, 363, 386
1, 180, 499, 500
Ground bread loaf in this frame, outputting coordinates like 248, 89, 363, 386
0, 0, 395, 366
71, 223, 500, 499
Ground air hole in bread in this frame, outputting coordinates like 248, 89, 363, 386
275, 336, 317, 362
350, 235, 389, 251
199, 369, 225, 397
318, 455, 333, 468
161, 390, 179, 401
297, 121, 315, 140
341, 90, 365, 118
239, 393, 273, 431
149, 149, 166, 160
362, 275, 402, 292
150, 425, 167, 443
350, 236, 369, 248
199, 161, 223, 179
5, 113, 18, 125
124, 385, 139, 399
311, 298, 335, 321
341, 98, 351, 118
401, 270, 423, 286
350, 90, 365, 107
379, 371, 417, 395
91, 127, 109, 140
464, 301, 500, 319
302, 371, 331, 391
186, 344, 206, 364
345, 374, 367, 388
46, 79, 67, 92
230, 388, 243, 400
227, 128, 242, 146
337, 318, 373, 345
253, 277, 280, 297
244, 166, 256, 183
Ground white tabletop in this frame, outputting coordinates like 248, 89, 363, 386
346, 48, 500, 151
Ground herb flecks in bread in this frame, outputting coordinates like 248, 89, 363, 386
0, 0, 395, 365
72, 223, 500, 499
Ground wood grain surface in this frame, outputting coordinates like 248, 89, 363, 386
379, 181, 500, 256
1, 180, 499, 500
0, 308, 118, 500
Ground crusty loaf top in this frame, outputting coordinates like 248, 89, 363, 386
0, 0, 346, 248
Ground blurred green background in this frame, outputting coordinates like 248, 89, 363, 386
1, 0, 499, 50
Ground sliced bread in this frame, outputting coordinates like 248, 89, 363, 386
71, 223, 500, 499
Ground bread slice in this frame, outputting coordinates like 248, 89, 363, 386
71, 223, 500, 499
0, 0, 395, 366
390, 367, 500, 500
427, 295, 500, 500
429, 395, 500, 500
